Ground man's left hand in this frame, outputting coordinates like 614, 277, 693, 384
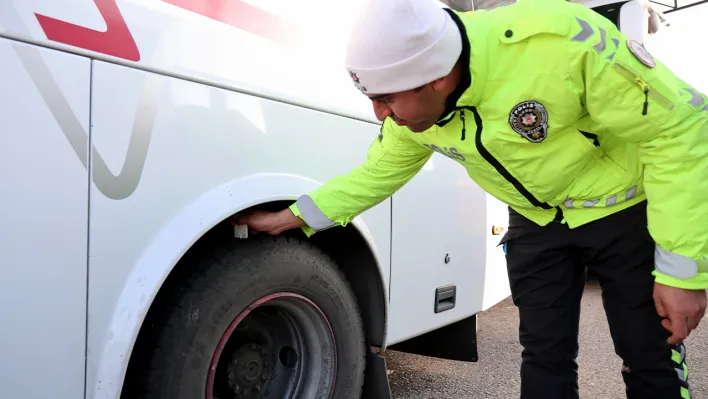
654, 283, 707, 345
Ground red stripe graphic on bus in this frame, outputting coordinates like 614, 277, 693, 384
161, 0, 303, 45
35, 0, 140, 61
35, 0, 303, 62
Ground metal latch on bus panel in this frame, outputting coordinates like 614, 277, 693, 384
434, 285, 457, 313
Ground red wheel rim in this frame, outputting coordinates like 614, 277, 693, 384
205, 292, 337, 399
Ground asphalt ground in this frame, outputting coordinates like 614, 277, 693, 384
383, 281, 708, 398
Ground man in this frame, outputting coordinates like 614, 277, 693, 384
237, 0, 708, 397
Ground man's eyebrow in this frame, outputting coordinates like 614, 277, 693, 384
368, 94, 389, 101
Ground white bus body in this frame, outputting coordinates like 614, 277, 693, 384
0, 0, 684, 398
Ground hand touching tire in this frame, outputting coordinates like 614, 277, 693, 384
236, 209, 306, 235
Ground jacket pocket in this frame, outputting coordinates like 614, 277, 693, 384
612, 61, 675, 114
573, 130, 630, 181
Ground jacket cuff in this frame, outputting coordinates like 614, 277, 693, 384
653, 270, 708, 290
295, 195, 336, 230
654, 247, 699, 279
288, 200, 321, 238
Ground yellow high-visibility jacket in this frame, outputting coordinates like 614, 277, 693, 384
290, 0, 708, 290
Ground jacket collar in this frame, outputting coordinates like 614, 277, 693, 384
435, 8, 473, 127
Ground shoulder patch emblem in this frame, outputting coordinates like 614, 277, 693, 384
509, 101, 549, 143
627, 40, 656, 68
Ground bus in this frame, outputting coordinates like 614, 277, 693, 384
0, 0, 691, 398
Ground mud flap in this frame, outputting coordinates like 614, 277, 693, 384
362, 348, 392, 399
385, 314, 478, 362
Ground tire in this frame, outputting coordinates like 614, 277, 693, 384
127, 235, 366, 399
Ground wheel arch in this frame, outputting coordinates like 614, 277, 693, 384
94, 173, 389, 399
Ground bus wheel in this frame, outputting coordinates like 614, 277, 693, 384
132, 235, 366, 399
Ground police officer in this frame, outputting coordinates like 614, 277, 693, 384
236, 0, 708, 397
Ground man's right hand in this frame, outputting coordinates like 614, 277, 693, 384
235, 209, 306, 235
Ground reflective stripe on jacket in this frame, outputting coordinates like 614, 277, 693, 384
290, 0, 708, 290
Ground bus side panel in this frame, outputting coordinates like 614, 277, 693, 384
388, 160, 509, 345
0, 38, 89, 399
0, 0, 378, 125
85, 61, 391, 398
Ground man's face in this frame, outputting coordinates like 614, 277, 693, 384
367, 83, 448, 133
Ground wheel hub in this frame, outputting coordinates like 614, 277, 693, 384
227, 343, 270, 396
206, 293, 338, 399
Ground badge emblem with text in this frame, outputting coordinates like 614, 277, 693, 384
509, 101, 549, 143
626, 40, 656, 68
348, 70, 367, 93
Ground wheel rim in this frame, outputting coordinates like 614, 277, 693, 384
206, 293, 337, 399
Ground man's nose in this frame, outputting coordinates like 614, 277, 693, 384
372, 101, 392, 121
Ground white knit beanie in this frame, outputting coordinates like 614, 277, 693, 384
344, 0, 463, 95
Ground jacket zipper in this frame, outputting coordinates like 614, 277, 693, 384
612, 61, 674, 115
458, 106, 556, 212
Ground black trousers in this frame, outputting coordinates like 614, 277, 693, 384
502, 201, 691, 399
